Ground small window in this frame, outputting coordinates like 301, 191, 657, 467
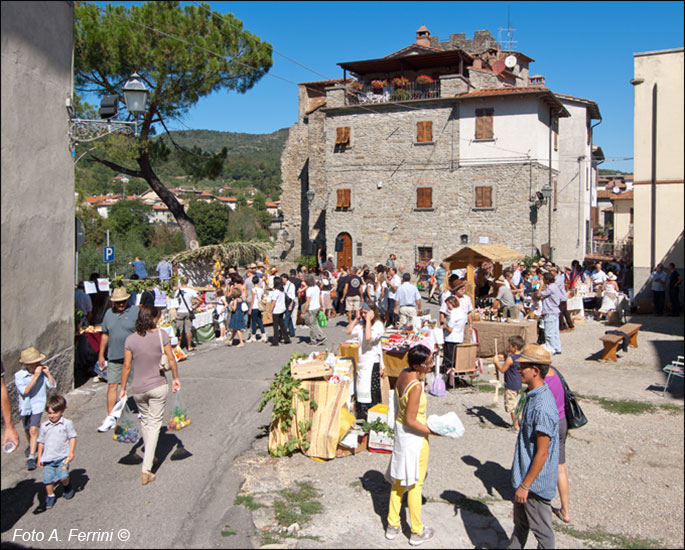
418, 247, 433, 263
416, 187, 433, 208
416, 121, 433, 143
475, 186, 493, 208
336, 188, 351, 210
356, 242, 363, 256
475, 108, 494, 139
335, 126, 350, 146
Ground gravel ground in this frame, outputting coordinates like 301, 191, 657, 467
235, 312, 684, 549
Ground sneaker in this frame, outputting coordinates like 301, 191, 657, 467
45, 495, 56, 509
409, 526, 435, 546
385, 525, 401, 540
25, 446, 30, 458
62, 485, 75, 499
27, 457, 37, 471
97, 415, 116, 432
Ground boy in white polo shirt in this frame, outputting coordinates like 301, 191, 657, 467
38, 394, 77, 509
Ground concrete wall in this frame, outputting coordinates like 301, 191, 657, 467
1, 2, 75, 392
632, 48, 684, 296
555, 99, 594, 265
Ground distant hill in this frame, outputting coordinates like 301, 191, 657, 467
75, 128, 289, 201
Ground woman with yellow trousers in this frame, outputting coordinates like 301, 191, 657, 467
385, 340, 442, 546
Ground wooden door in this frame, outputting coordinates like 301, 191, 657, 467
336, 233, 352, 270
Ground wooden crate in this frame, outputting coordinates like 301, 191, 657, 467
290, 358, 332, 380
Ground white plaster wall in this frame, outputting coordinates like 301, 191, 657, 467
1, 1, 75, 388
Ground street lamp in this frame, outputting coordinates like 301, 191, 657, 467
306, 189, 315, 204
68, 72, 149, 155
540, 184, 553, 260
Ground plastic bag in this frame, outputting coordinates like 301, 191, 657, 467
113, 403, 141, 444
167, 390, 191, 431
428, 373, 446, 397
427, 411, 465, 439
317, 310, 328, 328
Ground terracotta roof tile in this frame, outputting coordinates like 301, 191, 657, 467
299, 77, 351, 87
457, 86, 549, 98
216, 196, 236, 202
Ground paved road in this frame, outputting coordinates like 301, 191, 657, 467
1, 320, 354, 549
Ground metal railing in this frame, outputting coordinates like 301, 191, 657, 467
345, 82, 441, 106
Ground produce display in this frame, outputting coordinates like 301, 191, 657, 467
167, 406, 191, 431
113, 421, 140, 444
381, 329, 434, 352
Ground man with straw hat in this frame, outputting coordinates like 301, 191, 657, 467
14, 347, 55, 470
97, 287, 139, 431
509, 344, 559, 549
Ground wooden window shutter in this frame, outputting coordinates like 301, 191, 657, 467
417, 121, 432, 142
475, 186, 492, 208
417, 187, 432, 208
336, 127, 350, 145
343, 188, 351, 208
553, 180, 558, 210
336, 189, 344, 208
475, 108, 494, 139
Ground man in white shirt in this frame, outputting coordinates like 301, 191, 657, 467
394, 273, 422, 326
303, 275, 326, 345
386, 267, 402, 326
590, 262, 607, 290
281, 273, 297, 338
174, 277, 200, 352
511, 261, 523, 288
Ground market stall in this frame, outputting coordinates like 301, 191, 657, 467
442, 244, 525, 308
473, 319, 537, 357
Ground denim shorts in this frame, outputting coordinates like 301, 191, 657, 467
42, 457, 69, 484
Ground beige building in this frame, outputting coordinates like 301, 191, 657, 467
1, 1, 75, 390
632, 48, 684, 298
280, 28, 601, 269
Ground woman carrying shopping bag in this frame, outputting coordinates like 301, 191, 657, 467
120, 305, 181, 485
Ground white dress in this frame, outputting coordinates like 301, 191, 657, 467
351, 320, 384, 403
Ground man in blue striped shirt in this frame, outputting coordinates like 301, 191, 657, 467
509, 344, 559, 549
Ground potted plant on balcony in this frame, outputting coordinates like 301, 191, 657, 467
370, 79, 387, 93
349, 81, 364, 92
415, 74, 434, 85
391, 76, 410, 88
390, 88, 412, 101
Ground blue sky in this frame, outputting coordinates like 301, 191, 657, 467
98, 1, 684, 173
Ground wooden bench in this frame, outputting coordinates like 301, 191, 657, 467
599, 333, 623, 362
618, 323, 642, 348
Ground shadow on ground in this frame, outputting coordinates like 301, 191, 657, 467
441, 489, 510, 548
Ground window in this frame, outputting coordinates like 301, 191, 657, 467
356, 242, 362, 256
416, 187, 433, 209
416, 121, 433, 143
418, 247, 433, 263
335, 188, 351, 210
335, 126, 350, 146
475, 108, 494, 139
475, 186, 493, 208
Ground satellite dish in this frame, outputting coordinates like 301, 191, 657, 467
505, 55, 517, 68
612, 186, 621, 194
189, 239, 199, 250
491, 60, 506, 74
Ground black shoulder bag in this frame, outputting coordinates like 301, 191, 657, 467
178, 289, 196, 321
553, 367, 587, 429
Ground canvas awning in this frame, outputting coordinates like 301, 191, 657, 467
443, 244, 525, 270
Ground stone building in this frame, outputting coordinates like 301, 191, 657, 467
280, 27, 601, 269
1, 1, 75, 392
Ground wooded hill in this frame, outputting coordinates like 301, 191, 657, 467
75, 128, 289, 201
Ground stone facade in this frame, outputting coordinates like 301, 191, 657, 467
1, 1, 75, 396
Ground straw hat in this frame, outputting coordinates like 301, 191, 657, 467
517, 344, 552, 365
248, 263, 257, 269
19, 346, 46, 365
110, 287, 130, 302
228, 268, 236, 274
607, 272, 617, 281
495, 275, 506, 284
256, 262, 265, 268
453, 280, 466, 290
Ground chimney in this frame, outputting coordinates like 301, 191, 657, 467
416, 25, 430, 47
529, 74, 546, 86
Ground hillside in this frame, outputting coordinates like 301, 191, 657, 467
75, 128, 289, 201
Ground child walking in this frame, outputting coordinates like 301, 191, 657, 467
37, 394, 77, 509
14, 347, 56, 471
493, 335, 525, 431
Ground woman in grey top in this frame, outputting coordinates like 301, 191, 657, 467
121, 305, 181, 485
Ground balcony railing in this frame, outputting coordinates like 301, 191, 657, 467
345, 82, 441, 106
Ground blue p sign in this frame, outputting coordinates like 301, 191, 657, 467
103, 246, 115, 263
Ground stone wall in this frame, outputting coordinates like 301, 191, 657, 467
1, 2, 75, 396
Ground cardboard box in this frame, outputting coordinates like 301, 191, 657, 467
367, 403, 394, 452
453, 344, 478, 373
336, 434, 367, 457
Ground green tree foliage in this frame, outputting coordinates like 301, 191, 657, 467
108, 200, 153, 245
225, 206, 269, 242
186, 200, 230, 246
74, 1, 273, 249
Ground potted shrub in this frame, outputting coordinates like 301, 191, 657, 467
370, 79, 387, 91
416, 74, 434, 85
390, 88, 412, 101
349, 81, 363, 92
392, 76, 409, 88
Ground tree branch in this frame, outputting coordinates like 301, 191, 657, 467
89, 155, 144, 179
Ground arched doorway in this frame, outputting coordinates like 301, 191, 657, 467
336, 232, 352, 270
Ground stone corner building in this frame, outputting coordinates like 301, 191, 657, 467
280, 27, 602, 269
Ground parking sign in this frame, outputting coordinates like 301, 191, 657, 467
104, 246, 115, 263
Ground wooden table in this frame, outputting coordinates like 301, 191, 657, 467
473, 320, 537, 357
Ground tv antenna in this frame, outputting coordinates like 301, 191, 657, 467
498, 6, 518, 53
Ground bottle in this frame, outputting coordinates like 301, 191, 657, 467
3, 440, 16, 454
